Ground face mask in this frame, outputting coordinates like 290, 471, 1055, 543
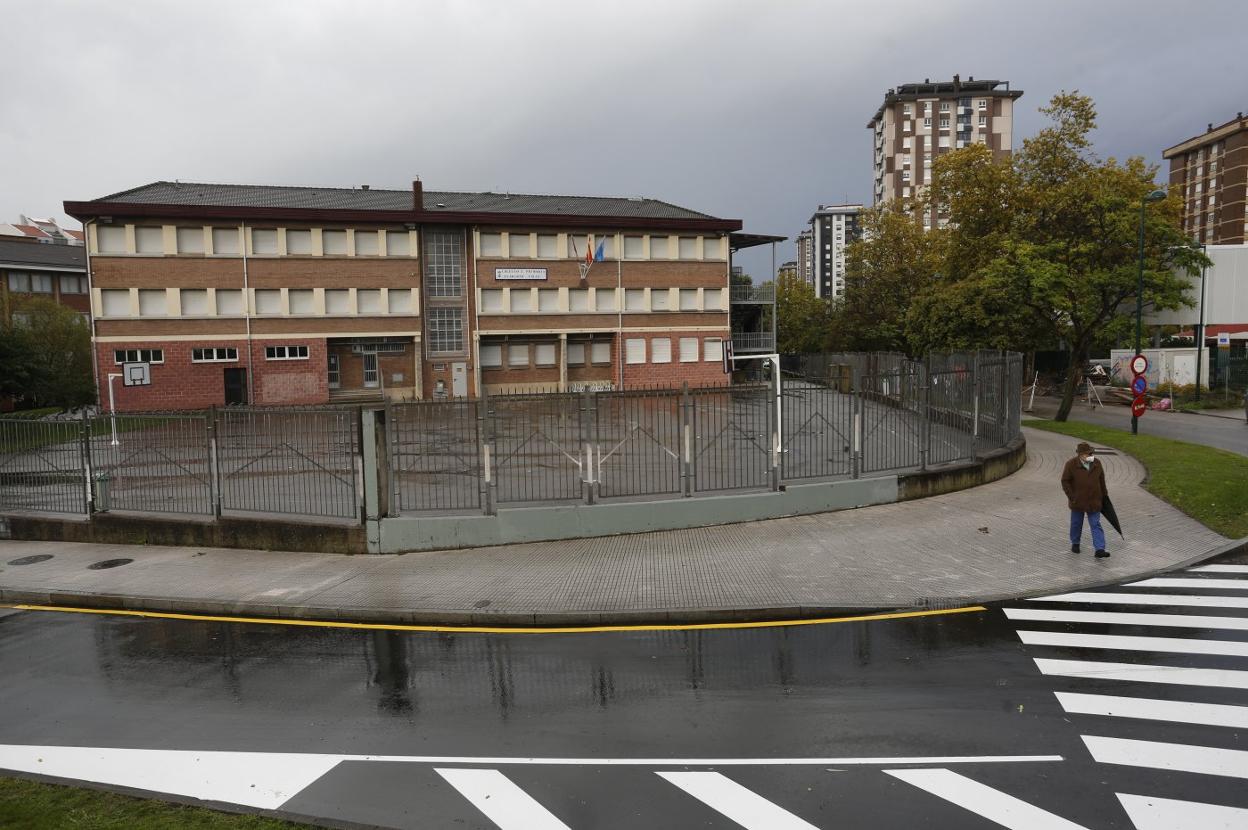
1084, 455, 1096, 464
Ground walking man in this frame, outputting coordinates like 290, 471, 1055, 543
1061, 441, 1110, 558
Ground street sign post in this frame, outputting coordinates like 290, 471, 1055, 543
1130, 354, 1149, 434
1131, 396, 1147, 418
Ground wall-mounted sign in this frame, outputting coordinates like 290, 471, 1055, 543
1217, 332, 1231, 347
495, 268, 547, 281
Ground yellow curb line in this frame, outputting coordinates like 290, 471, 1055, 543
4, 603, 987, 635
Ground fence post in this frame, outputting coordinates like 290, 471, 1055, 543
582, 388, 596, 505
919, 358, 930, 472
851, 374, 862, 479
970, 351, 981, 460
770, 366, 781, 490
681, 382, 693, 497
207, 406, 222, 518
360, 407, 382, 553
480, 389, 496, 516
80, 410, 93, 515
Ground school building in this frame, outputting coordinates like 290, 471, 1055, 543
64, 181, 775, 411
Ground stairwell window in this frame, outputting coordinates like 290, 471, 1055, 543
265, 345, 309, 360
114, 348, 164, 364
191, 347, 238, 363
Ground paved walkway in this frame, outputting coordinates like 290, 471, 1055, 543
0, 428, 1237, 625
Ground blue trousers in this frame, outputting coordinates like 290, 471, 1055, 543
1070, 510, 1106, 551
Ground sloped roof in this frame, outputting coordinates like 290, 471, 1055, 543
90, 181, 721, 222
0, 237, 86, 269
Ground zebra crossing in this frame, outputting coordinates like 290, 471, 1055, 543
1004, 561, 1248, 828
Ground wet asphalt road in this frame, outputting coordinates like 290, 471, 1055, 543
2, 566, 1247, 829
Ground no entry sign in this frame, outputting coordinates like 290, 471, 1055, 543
1132, 396, 1147, 418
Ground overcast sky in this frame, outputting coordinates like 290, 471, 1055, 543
2, 0, 1242, 278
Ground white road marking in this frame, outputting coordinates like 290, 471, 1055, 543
435, 768, 571, 830
1035, 658, 1248, 690
1083, 736, 1248, 779
1116, 792, 1248, 830
1003, 607, 1248, 631
1127, 578, 1248, 591
886, 768, 1090, 829
1027, 592, 1248, 609
1018, 629, 1248, 658
1055, 691, 1248, 729
0, 744, 342, 810
1188, 565, 1248, 574
658, 771, 819, 830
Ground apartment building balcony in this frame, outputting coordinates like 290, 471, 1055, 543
730, 283, 775, 303
731, 331, 775, 353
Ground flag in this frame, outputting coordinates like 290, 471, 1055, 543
585, 236, 594, 266
593, 236, 607, 262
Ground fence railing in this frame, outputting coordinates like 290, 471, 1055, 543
1, 351, 1024, 523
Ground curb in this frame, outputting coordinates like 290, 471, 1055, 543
4, 537, 1246, 629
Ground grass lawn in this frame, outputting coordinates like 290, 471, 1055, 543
0, 775, 316, 829
1025, 419, 1248, 539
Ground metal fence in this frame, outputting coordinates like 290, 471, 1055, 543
0, 351, 1024, 522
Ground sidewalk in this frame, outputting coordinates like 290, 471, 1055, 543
0, 428, 1237, 626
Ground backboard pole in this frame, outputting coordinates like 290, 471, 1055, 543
106, 372, 122, 446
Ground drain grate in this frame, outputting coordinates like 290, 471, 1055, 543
919, 596, 977, 611
87, 558, 133, 571
7, 555, 53, 566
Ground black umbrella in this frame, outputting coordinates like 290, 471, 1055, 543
1101, 494, 1124, 538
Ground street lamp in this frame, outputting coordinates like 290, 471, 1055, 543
1132, 188, 1167, 436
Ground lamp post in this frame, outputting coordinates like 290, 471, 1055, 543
1132, 188, 1167, 436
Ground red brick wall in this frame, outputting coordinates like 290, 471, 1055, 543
97, 338, 330, 411
620, 331, 730, 390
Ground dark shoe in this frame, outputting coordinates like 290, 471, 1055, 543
1095, 550, 1110, 558
1071, 544, 1081, 553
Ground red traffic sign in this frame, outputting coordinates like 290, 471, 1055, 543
1131, 375, 1148, 395
1130, 354, 1149, 375
1132, 396, 1147, 418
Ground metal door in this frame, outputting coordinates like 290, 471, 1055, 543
327, 353, 341, 389
363, 353, 379, 388
223, 368, 248, 405
451, 362, 467, 398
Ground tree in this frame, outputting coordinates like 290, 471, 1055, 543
841, 201, 946, 352
775, 273, 834, 354
5, 298, 95, 408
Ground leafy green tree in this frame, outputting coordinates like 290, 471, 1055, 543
6, 297, 95, 408
775, 273, 835, 354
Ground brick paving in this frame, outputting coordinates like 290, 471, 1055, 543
0, 428, 1236, 625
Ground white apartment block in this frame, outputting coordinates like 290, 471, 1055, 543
810, 205, 862, 300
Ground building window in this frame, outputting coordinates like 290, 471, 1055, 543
567, 342, 586, 366
509, 289, 531, 313
480, 289, 504, 313
216, 289, 244, 315
288, 289, 315, 314
286, 229, 313, 255
96, 225, 126, 253
939, 117, 949, 128
939, 102, 950, 112
568, 288, 590, 312
679, 289, 700, 311
427, 307, 464, 353
903, 104, 912, 115
135, 226, 163, 254
679, 337, 698, 362
176, 227, 204, 254
265, 345, 309, 360
251, 228, 278, 255
978, 99, 987, 110
508, 232, 531, 258
181, 288, 210, 315
354, 230, 380, 256
923, 117, 931, 127
538, 288, 559, 312
357, 289, 382, 314
388, 288, 413, 314
703, 236, 722, 259
978, 115, 986, 127
479, 233, 502, 257
594, 235, 615, 259
650, 289, 671, 311
625, 338, 646, 364
651, 338, 671, 363
536, 234, 557, 258
191, 347, 238, 363
325, 289, 351, 314
323, 229, 348, 255
678, 237, 698, 259
211, 227, 240, 255
425, 229, 463, 297
59, 275, 87, 294
591, 341, 610, 365
507, 343, 529, 367
649, 235, 669, 259
480, 344, 502, 368
386, 231, 410, 256
534, 343, 556, 367
623, 235, 644, 259
114, 348, 164, 364
595, 288, 616, 311
624, 288, 646, 311
703, 289, 724, 311
253, 289, 282, 315
137, 289, 168, 316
